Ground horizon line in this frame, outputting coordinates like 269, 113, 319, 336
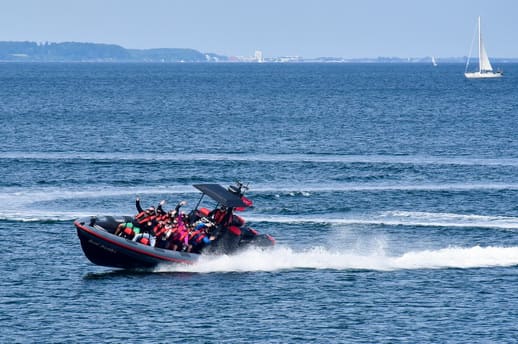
3, 40, 518, 61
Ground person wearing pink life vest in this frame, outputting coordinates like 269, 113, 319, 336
136, 199, 189, 247
165, 211, 193, 251
153, 210, 180, 248
176, 212, 190, 250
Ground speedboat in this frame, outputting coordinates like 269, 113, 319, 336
74, 183, 275, 269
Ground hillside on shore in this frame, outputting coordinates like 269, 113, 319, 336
0, 41, 225, 62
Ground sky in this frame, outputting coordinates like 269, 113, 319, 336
0, 0, 517, 58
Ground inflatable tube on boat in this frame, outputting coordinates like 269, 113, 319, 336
217, 225, 242, 254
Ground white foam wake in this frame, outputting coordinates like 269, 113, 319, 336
248, 212, 518, 230
255, 183, 518, 193
0, 185, 194, 203
154, 245, 518, 273
0, 211, 96, 222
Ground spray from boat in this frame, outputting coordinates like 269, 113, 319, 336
154, 244, 518, 273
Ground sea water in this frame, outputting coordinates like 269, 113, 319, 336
1, 63, 518, 343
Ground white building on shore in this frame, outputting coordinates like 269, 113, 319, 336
254, 50, 264, 63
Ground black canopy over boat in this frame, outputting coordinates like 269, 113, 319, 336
75, 183, 275, 269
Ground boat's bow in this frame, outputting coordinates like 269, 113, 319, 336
74, 217, 198, 269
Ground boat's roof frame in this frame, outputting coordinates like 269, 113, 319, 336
193, 184, 248, 208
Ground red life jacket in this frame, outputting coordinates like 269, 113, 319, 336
135, 211, 156, 225
213, 209, 227, 224
139, 237, 150, 245
123, 226, 134, 237
192, 231, 208, 244
153, 222, 167, 237
135, 211, 147, 220
157, 214, 169, 222
189, 229, 203, 241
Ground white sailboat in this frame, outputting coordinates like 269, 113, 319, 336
432, 56, 437, 67
464, 16, 503, 78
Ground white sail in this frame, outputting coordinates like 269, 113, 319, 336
479, 36, 493, 72
478, 16, 493, 72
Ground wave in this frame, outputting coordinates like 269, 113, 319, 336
0, 212, 93, 223
0, 185, 194, 203
0, 185, 196, 222
154, 245, 518, 273
248, 212, 518, 230
254, 183, 518, 193
1, 207, 518, 231
1, 184, 517, 230
2, 152, 518, 166
2, 182, 518, 207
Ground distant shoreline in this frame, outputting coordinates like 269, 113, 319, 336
2, 60, 518, 64
2, 41, 518, 63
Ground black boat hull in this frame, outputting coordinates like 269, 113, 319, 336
75, 217, 199, 269
75, 215, 275, 269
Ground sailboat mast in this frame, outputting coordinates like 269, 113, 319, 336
478, 16, 482, 73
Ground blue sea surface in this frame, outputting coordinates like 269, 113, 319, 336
1, 62, 518, 343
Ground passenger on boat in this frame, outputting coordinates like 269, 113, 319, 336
134, 200, 159, 234
166, 212, 192, 251
135, 197, 166, 220
188, 222, 212, 253
154, 221, 174, 248
156, 199, 167, 216
135, 196, 147, 214
209, 206, 233, 226
132, 218, 172, 247
169, 200, 187, 219
118, 197, 213, 252
133, 232, 156, 246
133, 207, 168, 246
114, 221, 141, 238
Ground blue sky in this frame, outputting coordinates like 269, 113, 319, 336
0, 0, 516, 58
